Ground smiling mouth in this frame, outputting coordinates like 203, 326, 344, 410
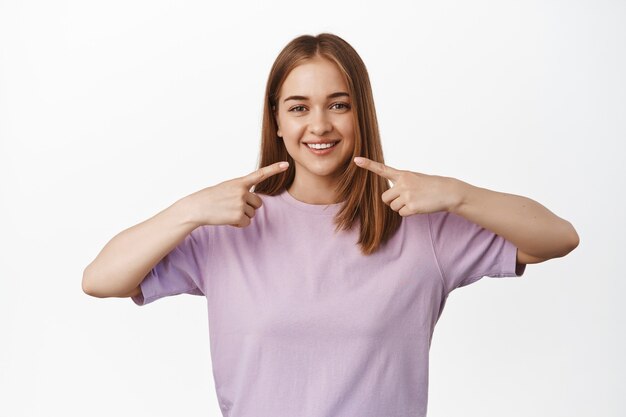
304, 141, 340, 150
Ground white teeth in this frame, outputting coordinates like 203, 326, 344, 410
307, 142, 337, 150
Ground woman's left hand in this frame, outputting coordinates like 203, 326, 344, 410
353, 156, 464, 216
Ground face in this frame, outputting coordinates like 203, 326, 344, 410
274, 56, 355, 182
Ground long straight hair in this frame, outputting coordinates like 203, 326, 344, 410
252, 33, 402, 255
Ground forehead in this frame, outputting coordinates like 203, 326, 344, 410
279, 57, 349, 98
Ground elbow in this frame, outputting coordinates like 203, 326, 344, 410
82, 265, 104, 298
559, 222, 580, 257
82, 267, 95, 296
570, 231, 580, 252
82, 265, 140, 298
567, 222, 580, 252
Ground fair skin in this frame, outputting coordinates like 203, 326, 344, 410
83, 161, 290, 299
276, 56, 579, 265
275, 55, 355, 205
85, 53, 578, 300
353, 157, 580, 264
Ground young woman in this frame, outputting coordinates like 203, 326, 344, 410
83, 33, 579, 417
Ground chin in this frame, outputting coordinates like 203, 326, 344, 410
308, 165, 346, 178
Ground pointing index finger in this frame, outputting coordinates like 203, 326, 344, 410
354, 157, 400, 182
242, 161, 289, 188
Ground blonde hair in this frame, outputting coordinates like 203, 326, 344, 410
252, 33, 401, 255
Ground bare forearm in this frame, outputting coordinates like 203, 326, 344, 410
448, 179, 579, 259
82, 197, 199, 297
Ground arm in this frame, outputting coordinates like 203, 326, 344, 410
351, 156, 579, 264
82, 197, 199, 298
448, 179, 580, 263
82, 161, 291, 299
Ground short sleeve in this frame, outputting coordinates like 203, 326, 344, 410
428, 211, 525, 295
131, 225, 210, 306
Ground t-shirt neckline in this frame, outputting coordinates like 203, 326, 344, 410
279, 188, 344, 216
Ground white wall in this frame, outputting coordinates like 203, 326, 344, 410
1, 0, 623, 416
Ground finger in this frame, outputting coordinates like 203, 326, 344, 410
233, 207, 254, 228
389, 196, 407, 213
354, 157, 401, 183
242, 161, 289, 189
246, 192, 263, 209
236, 216, 251, 228
243, 203, 255, 219
381, 187, 401, 205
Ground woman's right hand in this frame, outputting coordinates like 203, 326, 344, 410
184, 161, 290, 228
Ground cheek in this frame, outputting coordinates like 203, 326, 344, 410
281, 121, 304, 138
337, 117, 355, 134
283, 131, 301, 147
339, 122, 355, 144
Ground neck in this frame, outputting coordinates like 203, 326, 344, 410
287, 173, 341, 205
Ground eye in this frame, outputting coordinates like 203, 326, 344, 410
288, 105, 307, 112
331, 102, 351, 110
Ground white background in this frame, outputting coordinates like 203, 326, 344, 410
1, 0, 624, 416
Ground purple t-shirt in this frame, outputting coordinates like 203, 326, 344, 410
132, 188, 525, 417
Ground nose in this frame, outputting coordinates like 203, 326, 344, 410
309, 109, 333, 136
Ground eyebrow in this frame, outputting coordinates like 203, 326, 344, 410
283, 91, 350, 103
